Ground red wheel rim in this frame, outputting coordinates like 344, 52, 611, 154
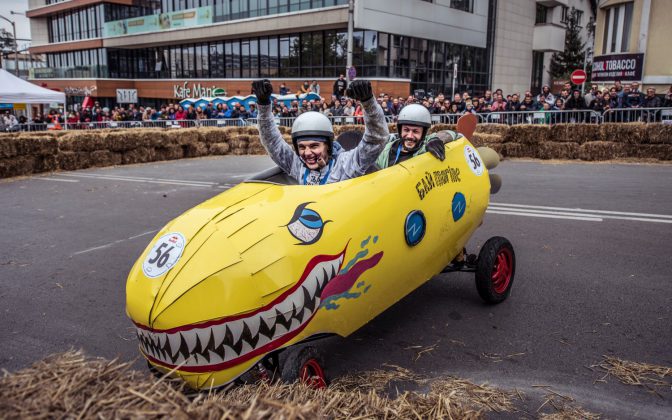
300, 358, 326, 389
492, 247, 513, 294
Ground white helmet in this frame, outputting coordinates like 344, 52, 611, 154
397, 104, 431, 137
291, 111, 334, 154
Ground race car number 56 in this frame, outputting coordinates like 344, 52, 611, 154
142, 232, 186, 278
464, 145, 484, 176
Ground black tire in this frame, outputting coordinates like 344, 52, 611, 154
475, 236, 515, 304
280, 345, 328, 388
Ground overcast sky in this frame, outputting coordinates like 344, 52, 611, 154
1, 0, 31, 50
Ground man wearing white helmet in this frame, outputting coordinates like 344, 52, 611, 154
376, 104, 460, 168
253, 79, 388, 185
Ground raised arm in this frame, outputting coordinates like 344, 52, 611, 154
253, 80, 297, 175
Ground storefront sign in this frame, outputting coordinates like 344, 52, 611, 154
64, 86, 97, 96
173, 81, 226, 99
591, 53, 644, 82
117, 89, 138, 104
104, 6, 213, 37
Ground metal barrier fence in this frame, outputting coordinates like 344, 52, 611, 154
4, 108, 671, 133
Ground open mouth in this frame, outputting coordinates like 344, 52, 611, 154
136, 249, 346, 373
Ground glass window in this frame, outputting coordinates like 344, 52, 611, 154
450, 0, 473, 13
226, 41, 241, 78
211, 41, 225, 77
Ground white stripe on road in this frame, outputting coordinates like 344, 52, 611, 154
487, 209, 603, 222
72, 230, 158, 256
36, 177, 79, 183
489, 203, 672, 224
57, 173, 222, 188
491, 202, 672, 219
61, 173, 218, 185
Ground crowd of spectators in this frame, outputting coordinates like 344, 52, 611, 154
2, 81, 672, 132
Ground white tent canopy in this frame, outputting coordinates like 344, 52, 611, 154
0, 69, 66, 104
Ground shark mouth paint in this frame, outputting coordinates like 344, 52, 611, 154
136, 249, 347, 373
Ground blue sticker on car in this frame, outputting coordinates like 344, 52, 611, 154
405, 210, 426, 247
452, 192, 466, 222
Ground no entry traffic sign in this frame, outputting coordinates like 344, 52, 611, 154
570, 69, 587, 85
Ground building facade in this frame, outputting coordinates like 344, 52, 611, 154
26, 0, 600, 107
592, 0, 671, 92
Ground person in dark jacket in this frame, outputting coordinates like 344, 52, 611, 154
333, 74, 347, 99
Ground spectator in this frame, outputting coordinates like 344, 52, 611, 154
643, 88, 661, 108
588, 91, 606, 112
343, 99, 355, 116
320, 102, 332, 117
483, 90, 493, 105
520, 93, 539, 111
625, 83, 643, 108
506, 93, 522, 111
248, 103, 258, 118
564, 90, 587, 110
552, 97, 564, 111
333, 74, 347, 99
451, 93, 465, 112
279, 83, 289, 95
665, 86, 672, 107
490, 94, 507, 112
175, 105, 187, 120
299, 81, 311, 95
310, 80, 320, 95
537, 85, 555, 106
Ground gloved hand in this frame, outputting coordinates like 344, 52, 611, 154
425, 138, 445, 161
345, 80, 373, 102
252, 79, 273, 105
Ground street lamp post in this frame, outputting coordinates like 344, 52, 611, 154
0, 14, 18, 76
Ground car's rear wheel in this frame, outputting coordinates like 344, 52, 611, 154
475, 237, 515, 304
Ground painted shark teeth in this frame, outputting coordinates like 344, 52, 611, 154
138, 253, 344, 370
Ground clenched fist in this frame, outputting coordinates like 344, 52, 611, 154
252, 79, 273, 105
345, 80, 373, 102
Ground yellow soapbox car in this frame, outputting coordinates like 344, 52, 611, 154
125, 116, 515, 389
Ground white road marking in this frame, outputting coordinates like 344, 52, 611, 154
491, 202, 672, 219
487, 209, 603, 222
61, 173, 217, 185
35, 177, 79, 183
72, 230, 158, 256
57, 173, 221, 188
489, 203, 672, 224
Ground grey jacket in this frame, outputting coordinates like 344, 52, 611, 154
257, 97, 389, 184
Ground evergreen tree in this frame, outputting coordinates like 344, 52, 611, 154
549, 7, 587, 79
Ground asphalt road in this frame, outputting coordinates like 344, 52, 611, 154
1, 156, 671, 419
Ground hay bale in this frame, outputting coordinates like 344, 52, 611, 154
58, 132, 108, 152
209, 142, 231, 155
470, 133, 504, 147
536, 142, 580, 160
154, 145, 184, 161
248, 144, 267, 155
501, 142, 537, 158
230, 135, 250, 149
106, 131, 139, 152
0, 156, 37, 178
33, 155, 58, 173
0, 137, 18, 158
623, 144, 672, 160
240, 126, 259, 135
600, 123, 644, 144
248, 135, 261, 147
503, 125, 550, 145
176, 128, 203, 145
428, 124, 457, 134
184, 142, 209, 158
58, 151, 92, 171
578, 141, 628, 161
230, 147, 249, 155
476, 123, 509, 136
201, 128, 231, 144
122, 147, 155, 164
568, 124, 600, 144
90, 150, 122, 167
644, 124, 672, 144
282, 134, 293, 146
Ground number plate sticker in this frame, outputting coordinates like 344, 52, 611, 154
142, 232, 186, 278
464, 145, 484, 176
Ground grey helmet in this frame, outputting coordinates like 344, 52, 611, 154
291, 111, 335, 155
397, 104, 432, 139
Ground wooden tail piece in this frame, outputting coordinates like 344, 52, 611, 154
456, 113, 477, 139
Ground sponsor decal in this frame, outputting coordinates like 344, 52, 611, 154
415, 166, 461, 200
591, 53, 644, 82
173, 81, 227, 99
464, 145, 484, 176
452, 192, 466, 222
405, 210, 426, 247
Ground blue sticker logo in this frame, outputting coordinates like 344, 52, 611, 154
286, 202, 331, 245
405, 210, 426, 247
452, 192, 466, 222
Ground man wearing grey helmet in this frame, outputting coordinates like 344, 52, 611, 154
253, 79, 388, 185
376, 104, 461, 168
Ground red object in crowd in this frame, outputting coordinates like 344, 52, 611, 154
82, 96, 94, 110
570, 69, 587, 85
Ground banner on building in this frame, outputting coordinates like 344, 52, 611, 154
117, 89, 138, 104
104, 6, 213, 37
591, 53, 644, 82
